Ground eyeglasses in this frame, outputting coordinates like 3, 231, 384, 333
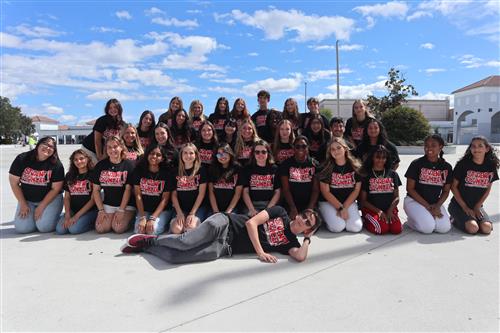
41, 143, 55, 150
294, 144, 308, 149
216, 152, 229, 158
254, 150, 268, 155
300, 213, 313, 227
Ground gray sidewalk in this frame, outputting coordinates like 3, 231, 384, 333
1, 144, 498, 332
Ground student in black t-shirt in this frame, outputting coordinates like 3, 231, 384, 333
208, 97, 230, 139
303, 114, 331, 164
360, 145, 402, 235
282, 98, 302, 135
265, 108, 283, 143
170, 143, 208, 234
230, 97, 251, 129
404, 135, 453, 234
9, 136, 65, 233
235, 119, 260, 166
121, 206, 322, 264
170, 109, 194, 149
242, 140, 281, 217
188, 100, 206, 137
318, 137, 363, 233
272, 119, 295, 165
131, 144, 172, 235
137, 110, 156, 150
354, 118, 400, 170
158, 96, 183, 128
121, 124, 144, 163
92, 136, 136, 234
56, 149, 96, 235
196, 121, 219, 167
345, 99, 374, 148
81, 98, 125, 163
208, 143, 243, 214
449, 136, 499, 235
220, 117, 237, 150
153, 122, 178, 169
280, 136, 319, 219
300, 97, 329, 132
251, 90, 272, 142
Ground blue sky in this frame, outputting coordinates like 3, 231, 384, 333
1, 0, 499, 125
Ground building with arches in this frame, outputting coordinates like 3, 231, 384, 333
452, 75, 500, 144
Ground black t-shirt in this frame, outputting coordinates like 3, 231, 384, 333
355, 141, 400, 168
92, 158, 135, 207
274, 142, 295, 164
9, 152, 65, 203
320, 163, 361, 203
229, 206, 301, 255
64, 172, 95, 213
208, 113, 228, 138
242, 164, 280, 202
451, 158, 499, 208
130, 168, 170, 213
251, 109, 270, 141
210, 167, 243, 211
345, 117, 369, 146
125, 146, 142, 162
197, 141, 216, 166
191, 116, 203, 133
160, 145, 178, 169
82, 115, 122, 153
306, 131, 331, 164
362, 169, 401, 212
170, 166, 207, 212
279, 157, 318, 209
405, 156, 453, 204
138, 131, 153, 150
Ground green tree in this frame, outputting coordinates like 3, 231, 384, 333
0, 96, 34, 143
381, 106, 431, 145
367, 68, 418, 117
320, 108, 333, 121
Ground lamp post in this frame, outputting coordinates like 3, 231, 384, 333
336, 40, 340, 116
304, 81, 307, 112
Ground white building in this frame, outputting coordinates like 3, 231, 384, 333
452, 75, 500, 144
31, 115, 93, 144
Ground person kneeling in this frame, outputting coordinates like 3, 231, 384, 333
121, 206, 321, 264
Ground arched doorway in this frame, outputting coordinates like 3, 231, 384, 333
454, 110, 475, 144
491, 111, 500, 142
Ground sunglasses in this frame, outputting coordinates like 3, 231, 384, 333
300, 213, 313, 227
254, 149, 268, 155
294, 144, 307, 149
216, 152, 229, 158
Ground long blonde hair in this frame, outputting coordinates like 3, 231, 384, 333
121, 123, 144, 156
104, 135, 128, 160
188, 100, 206, 120
318, 137, 362, 181
235, 119, 260, 157
178, 143, 201, 178
272, 119, 295, 158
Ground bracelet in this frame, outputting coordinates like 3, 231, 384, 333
304, 237, 311, 244
98, 209, 104, 212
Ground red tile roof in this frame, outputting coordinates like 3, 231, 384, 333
30, 115, 59, 124
452, 75, 500, 94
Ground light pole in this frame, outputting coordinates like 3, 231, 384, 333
336, 40, 340, 116
304, 81, 307, 112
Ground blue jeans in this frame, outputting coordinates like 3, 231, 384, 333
134, 210, 173, 235
56, 210, 98, 235
14, 194, 64, 233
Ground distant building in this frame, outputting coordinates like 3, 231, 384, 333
31, 115, 93, 144
319, 98, 453, 142
452, 75, 500, 144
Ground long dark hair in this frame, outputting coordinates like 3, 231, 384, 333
282, 98, 301, 126
214, 97, 230, 116
424, 134, 446, 162
230, 98, 250, 120
250, 139, 275, 167
66, 149, 94, 186
458, 135, 500, 169
361, 118, 389, 146
136, 144, 167, 174
153, 122, 175, 147
104, 98, 124, 129
197, 120, 219, 145
209, 143, 240, 182
303, 114, 330, 145
171, 109, 193, 142
137, 110, 156, 137
27, 136, 60, 164
361, 144, 392, 175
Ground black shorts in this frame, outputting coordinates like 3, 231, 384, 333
448, 200, 491, 232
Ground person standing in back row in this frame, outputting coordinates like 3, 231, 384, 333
251, 90, 272, 143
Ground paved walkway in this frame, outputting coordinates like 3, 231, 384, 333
1, 144, 498, 331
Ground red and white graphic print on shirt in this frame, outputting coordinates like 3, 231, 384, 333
277, 149, 294, 163
239, 146, 253, 159
140, 178, 165, 196
99, 171, 128, 187
192, 119, 202, 131
263, 217, 289, 246
214, 174, 237, 189
309, 140, 320, 152
330, 172, 355, 188
351, 127, 364, 141
419, 168, 448, 186
465, 170, 494, 188
256, 115, 267, 127
68, 180, 92, 195
289, 167, 314, 183
176, 174, 200, 191
214, 119, 225, 131
369, 177, 394, 193
20, 168, 52, 186
250, 174, 274, 190
103, 128, 121, 140
126, 150, 139, 161
199, 148, 213, 164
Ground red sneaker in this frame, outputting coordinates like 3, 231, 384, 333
120, 243, 143, 254
127, 234, 158, 248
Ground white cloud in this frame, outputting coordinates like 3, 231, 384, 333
0, 82, 30, 99
458, 54, 500, 68
242, 74, 303, 96
254, 66, 275, 72
310, 43, 364, 51
145, 7, 165, 16
59, 114, 77, 123
213, 12, 235, 25
420, 42, 435, 49
280, 47, 296, 53
9, 24, 65, 37
322, 80, 387, 99
307, 68, 353, 82
218, 43, 231, 50
187, 9, 202, 14
115, 67, 195, 92
248, 52, 259, 57
91, 26, 124, 33
87, 90, 146, 101
116, 10, 132, 20
42, 103, 64, 114
199, 72, 225, 79
208, 86, 240, 94
226, 9, 355, 41
210, 78, 245, 84
415, 91, 454, 107
353, 1, 409, 28
406, 11, 433, 21
152, 17, 199, 28
422, 68, 446, 74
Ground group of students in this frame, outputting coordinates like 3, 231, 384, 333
8, 91, 499, 264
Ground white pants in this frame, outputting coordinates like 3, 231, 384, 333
318, 201, 362, 233
403, 196, 451, 234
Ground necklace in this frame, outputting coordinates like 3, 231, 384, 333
372, 168, 385, 178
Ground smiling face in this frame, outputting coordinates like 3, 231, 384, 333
294, 138, 308, 161
310, 119, 322, 133
258, 95, 269, 109
201, 124, 214, 142
373, 152, 387, 171
170, 99, 181, 112
279, 122, 292, 142
330, 141, 346, 162
470, 138, 489, 162
176, 111, 187, 126
181, 146, 196, 165
254, 144, 268, 165
193, 103, 203, 117
72, 153, 89, 172
141, 113, 153, 130
424, 138, 443, 162
37, 139, 55, 161
147, 147, 164, 167
123, 127, 137, 146
241, 123, 254, 141
155, 127, 168, 145
307, 100, 319, 113
216, 147, 230, 166
224, 123, 236, 136
331, 122, 345, 138
292, 211, 317, 234
235, 99, 245, 112
107, 103, 119, 117
106, 139, 123, 161
353, 102, 366, 121
285, 100, 296, 114
218, 100, 227, 113
367, 121, 380, 139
